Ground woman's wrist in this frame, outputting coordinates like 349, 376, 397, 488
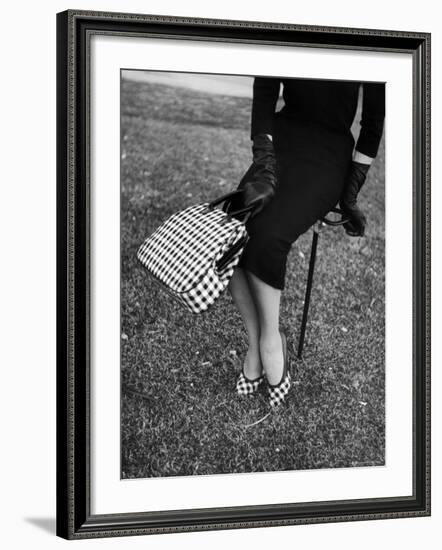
252, 133, 273, 143
353, 150, 374, 165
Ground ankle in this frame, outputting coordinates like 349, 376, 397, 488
259, 331, 284, 386
259, 330, 282, 354
245, 345, 260, 362
243, 346, 262, 377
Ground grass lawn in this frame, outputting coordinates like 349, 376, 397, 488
120, 78, 385, 478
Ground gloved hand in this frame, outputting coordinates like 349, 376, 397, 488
226, 133, 278, 218
339, 160, 370, 237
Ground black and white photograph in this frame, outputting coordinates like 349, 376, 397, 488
121, 69, 386, 479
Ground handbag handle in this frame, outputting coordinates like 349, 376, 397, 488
321, 207, 350, 226
207, 189, 243, 209
207, 189, 256, 223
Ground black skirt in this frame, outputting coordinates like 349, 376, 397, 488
237, 111, 355, 290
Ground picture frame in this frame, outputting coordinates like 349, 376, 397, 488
56, 9, 431, 540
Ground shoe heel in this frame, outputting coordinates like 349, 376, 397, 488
268, 330, 291, 407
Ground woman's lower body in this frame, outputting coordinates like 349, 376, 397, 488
229, 113, 354, 399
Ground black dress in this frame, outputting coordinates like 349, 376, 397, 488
237, 77, 385, 290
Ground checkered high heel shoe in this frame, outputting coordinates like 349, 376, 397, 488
267, 330, 291, 408
236, 369, 265, 396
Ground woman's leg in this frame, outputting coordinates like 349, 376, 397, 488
245, 270, 284, 386
228, 267, 262, 379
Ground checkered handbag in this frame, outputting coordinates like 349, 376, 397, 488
136, 190, 254, 314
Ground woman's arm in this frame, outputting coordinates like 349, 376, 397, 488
340, 83, 385, 237
250, 77, 281, 139
225, 78, 280, 217
354, 82, 385, 159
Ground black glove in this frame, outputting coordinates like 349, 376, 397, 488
226, 133, 278, 218
339, 160, 370, 237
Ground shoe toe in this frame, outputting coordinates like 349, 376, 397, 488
268, 371, 291, 407
236, 372, 263, 395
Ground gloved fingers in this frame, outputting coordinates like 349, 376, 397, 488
248, 201, 264, 219
340, 202, 366, 236
241, 185, 260, 204
223, 193, 245, 214
223, 185, 267, 216
344, 226, 363, 237
242, 194, 264, 211
343, 218, 365, 237
224, 193, 263, 219
343, 219, 357, 236
232, 194, 265, 219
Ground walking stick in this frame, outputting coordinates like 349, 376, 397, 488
297, 208, 349, 359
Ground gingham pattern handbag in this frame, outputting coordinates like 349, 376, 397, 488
137, 191, 254, 314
